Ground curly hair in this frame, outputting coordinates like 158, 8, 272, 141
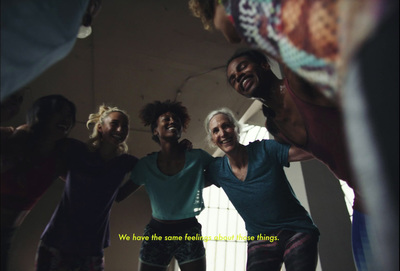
139, 100, 190, 144
226, 48, 269, 70
188, 0, 216, 31
86, 104, 129, 154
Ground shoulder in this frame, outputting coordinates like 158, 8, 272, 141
192, 148, 213, 156
1, 125, 31, 151
248, 139, 269, 150
60, 137, 84, 147
186, 148, 210, 159
0, 126, 15, 138
254, 139, 286, 148
189, 149, 214, 164
207, 156, 224, 171
120, 153, 139, 162
135, 153, 156, 167
249, 139, 289, 156
285, 68, 337, 107
118, 153, 139, 170
58, 138, 87, 152
188, 148, 207, 155
9, 124, 30, 140
54, 138, 89, 165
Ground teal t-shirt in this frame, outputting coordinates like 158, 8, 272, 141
130, 149, 214, 220
206, 140, 319, 237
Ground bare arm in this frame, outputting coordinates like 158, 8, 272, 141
1, 125, 30, 159
115, 177, 141, 203
213, 4, 242, 43
0, 126, 15, 140
288, 146, 314, 162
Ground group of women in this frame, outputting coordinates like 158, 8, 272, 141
2, 94, 321, 271
1, 0, 397, 270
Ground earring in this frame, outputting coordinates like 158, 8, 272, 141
77, 25, 92, 39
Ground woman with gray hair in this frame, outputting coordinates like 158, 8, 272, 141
204, 108, 319, 271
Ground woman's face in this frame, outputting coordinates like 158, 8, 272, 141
209, 113, 238, 153
153, 112, 182, 142
98, 112, 129, 146
42, 104, 75, 141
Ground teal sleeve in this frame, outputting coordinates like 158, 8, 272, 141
129, 159, 145, 185
263, 139, 290, 167
200, 149, 215, 167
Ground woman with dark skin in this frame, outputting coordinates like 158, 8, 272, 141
117, 100, 213, 271
1, 95, 76, 271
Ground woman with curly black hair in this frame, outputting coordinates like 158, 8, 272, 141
117, 100, 214, 271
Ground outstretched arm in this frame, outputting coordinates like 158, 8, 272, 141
0, 126, 15, 140
213, 4, 242, 43
288, 146, 314, 162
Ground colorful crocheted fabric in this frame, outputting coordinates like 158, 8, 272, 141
225, 0, 339, 97
224, 0, 393, 97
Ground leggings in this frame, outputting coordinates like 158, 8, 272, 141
352, 210, 374, 271
1, 226, 17, 271
36, 241, 104, 271
247, 230, 319, 271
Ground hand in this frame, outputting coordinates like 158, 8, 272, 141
179, 139, 193, 151
146, 151, 158, 156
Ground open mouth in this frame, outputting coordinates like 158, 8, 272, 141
112, 134, 124, 143
239, 75, 253, 93
167, 125, 180, 132
220, 138, 233, 145
56, 123, 71, 133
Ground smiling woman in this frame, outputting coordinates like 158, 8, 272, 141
204, 107, 319, 271
116, 100, 214, 271
1, 95, 76, 271
86, 105, 130, 155
35, 104, 138, 271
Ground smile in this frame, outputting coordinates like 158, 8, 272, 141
220, 138, 233, 144
239, 75, 253, 93
56, 123, 71, 132
112, 134, 124, 142
167, 125, 180, 131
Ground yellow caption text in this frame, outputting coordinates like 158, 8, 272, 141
118, 233, 278, 243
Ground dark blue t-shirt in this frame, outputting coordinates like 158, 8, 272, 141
41, 138, 138, 255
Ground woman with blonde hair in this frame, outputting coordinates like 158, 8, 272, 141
36, 105, 138, 271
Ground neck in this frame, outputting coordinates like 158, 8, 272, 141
258, 78, 287, 114
98, 141, 119, 160
159, 140, 183, 159
226, 144, 247, 168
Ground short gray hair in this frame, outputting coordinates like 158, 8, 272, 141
204, 108, 242, 147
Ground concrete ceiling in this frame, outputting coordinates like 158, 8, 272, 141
3, 0, 266, 157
